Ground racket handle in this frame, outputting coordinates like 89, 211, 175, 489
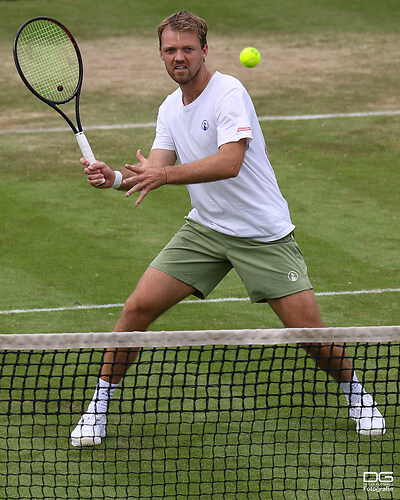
75, 131, 105, 186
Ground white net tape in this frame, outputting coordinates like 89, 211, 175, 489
1, 325, 399, 350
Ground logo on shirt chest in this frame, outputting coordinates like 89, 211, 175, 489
201, 120, 209, 131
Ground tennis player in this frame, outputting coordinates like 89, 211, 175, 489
71, 11, 385, 446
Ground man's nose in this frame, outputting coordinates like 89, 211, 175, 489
175, 49, 185, 61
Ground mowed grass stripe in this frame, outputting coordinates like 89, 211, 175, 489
0, 287, 399, 316
1, 110, 400, 135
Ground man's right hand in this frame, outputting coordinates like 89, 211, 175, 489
80, 158, 115, 188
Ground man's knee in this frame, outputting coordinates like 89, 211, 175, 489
121, 294, 156, 323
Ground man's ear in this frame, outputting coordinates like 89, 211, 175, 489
202, 43, 208, 62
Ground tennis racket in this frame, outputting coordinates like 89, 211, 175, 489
13, 16, 105, 184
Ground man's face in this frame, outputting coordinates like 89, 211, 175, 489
160, 27, 208, 86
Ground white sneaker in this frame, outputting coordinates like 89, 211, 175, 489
348, 393, 386, 436
71, 413, 107, 447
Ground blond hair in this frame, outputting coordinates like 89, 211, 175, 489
158, 11, 208, 48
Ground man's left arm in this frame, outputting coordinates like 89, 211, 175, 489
125, 139, 247, 206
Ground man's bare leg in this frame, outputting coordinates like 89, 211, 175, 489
267, 289, 353, 381
71, 267, 195, 446
267, 289, 385, 435
100, 267, 196, 383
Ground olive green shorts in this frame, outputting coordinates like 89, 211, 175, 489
150, 219, 312, 303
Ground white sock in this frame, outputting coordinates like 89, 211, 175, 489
340, 372, 365, 406
87, 378, 119, 414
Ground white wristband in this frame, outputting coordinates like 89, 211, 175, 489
111, 170, 123, 190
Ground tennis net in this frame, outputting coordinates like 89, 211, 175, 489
0, 326, 399, 499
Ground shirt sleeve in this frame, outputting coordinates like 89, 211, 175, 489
151, 105, 176, 152
215, 85, 254, 148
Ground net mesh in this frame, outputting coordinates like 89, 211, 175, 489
0, 327, 399, 499
15, 19, 80, 103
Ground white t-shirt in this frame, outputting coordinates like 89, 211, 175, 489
151, 71, 295, 242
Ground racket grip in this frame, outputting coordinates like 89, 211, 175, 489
75, 131, 105, 186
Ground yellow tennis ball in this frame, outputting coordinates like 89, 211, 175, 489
240, 47, 261, 68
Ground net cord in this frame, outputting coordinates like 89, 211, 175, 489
1, 326, 399, 350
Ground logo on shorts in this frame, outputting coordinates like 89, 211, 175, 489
288, 271, 299, 282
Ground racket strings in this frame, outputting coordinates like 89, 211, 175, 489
16, 19, 80, 103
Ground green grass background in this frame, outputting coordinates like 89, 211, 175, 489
0, 0, 399, 498
2, 0, 400, 42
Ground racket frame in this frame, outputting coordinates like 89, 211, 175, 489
13, 16, 85, 135
13, 16, 105, 183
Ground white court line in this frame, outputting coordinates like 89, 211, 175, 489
0, 288, 399, 316
1, 110, 399, 135
257, 110, 400, 121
